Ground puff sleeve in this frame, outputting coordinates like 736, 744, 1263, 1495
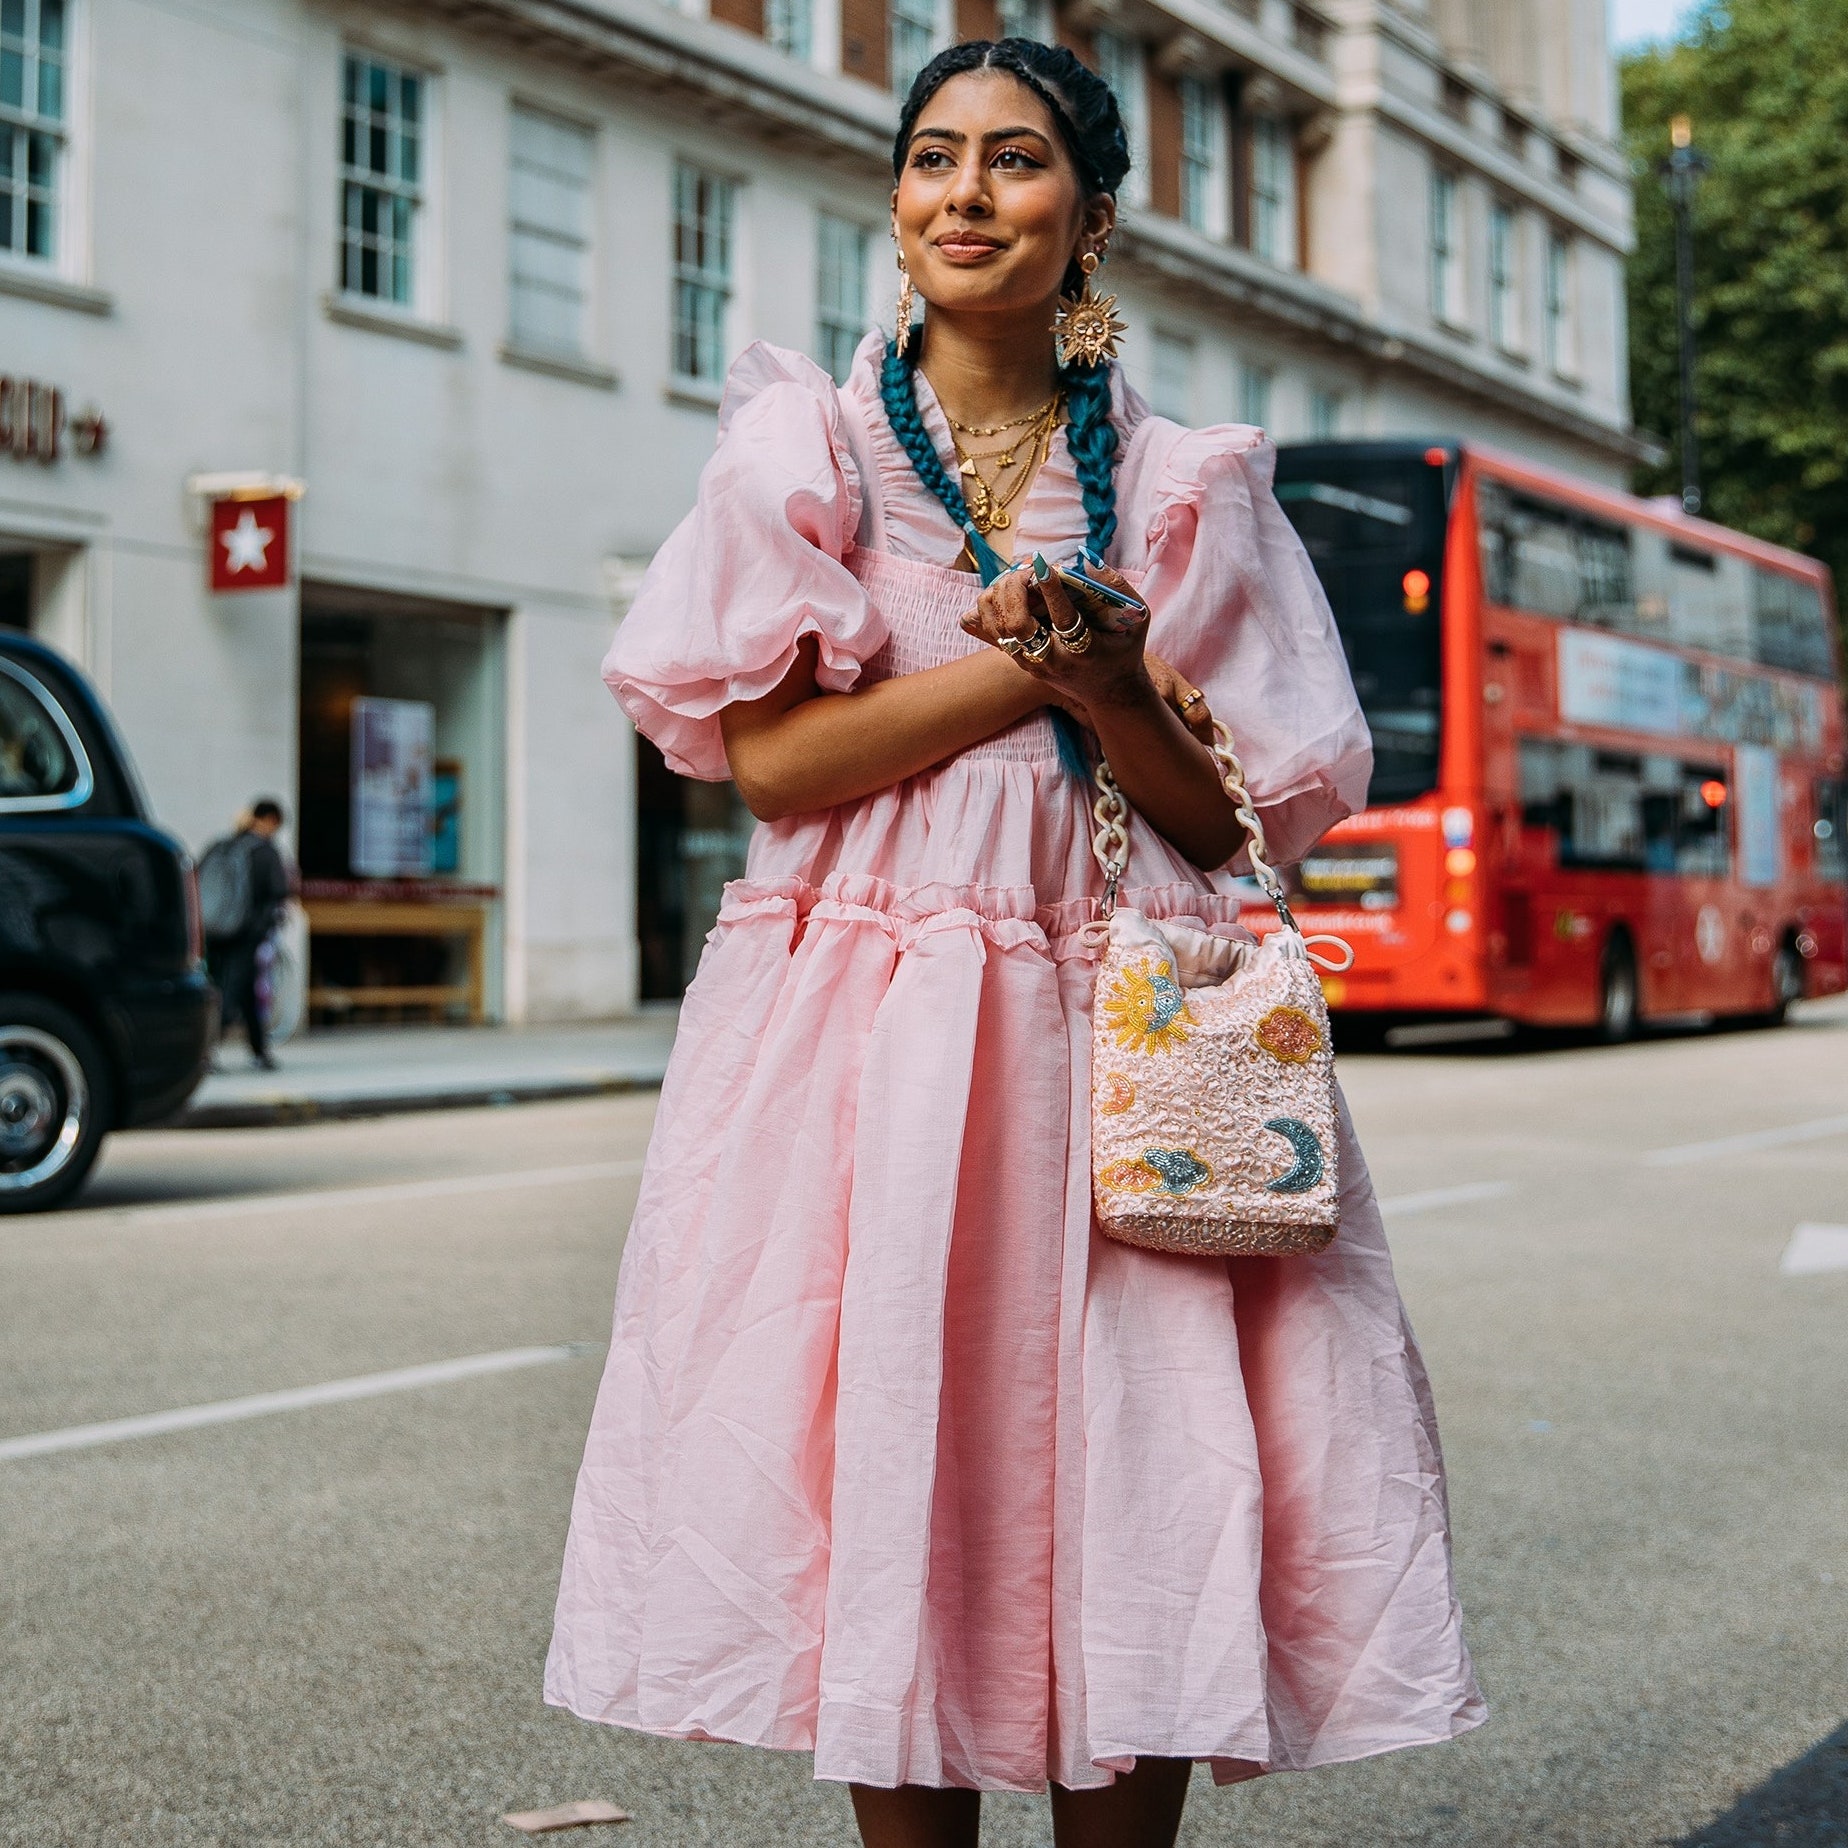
603, 344, 888, 782
1117, 423, 1372, 869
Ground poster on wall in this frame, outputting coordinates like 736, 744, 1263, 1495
350, 697, 435, 878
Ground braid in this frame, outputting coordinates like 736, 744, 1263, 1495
880, 341, 973, 528
1061, 358, 1119, 563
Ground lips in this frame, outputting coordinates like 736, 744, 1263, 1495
935, 233, 1006, 257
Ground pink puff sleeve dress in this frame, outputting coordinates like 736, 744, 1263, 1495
545, 332, 1485, 1794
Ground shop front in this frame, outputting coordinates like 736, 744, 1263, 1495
297, 582, 507, 1023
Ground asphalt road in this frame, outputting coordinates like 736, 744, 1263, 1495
4, 1001, 1847, 1848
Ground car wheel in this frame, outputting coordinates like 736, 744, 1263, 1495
1766, 937, 1805, 1026
0, 995, 112, 1213
1598, 936, 1638, 1044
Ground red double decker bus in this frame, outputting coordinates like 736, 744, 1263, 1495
1263, 440, 1848, 1037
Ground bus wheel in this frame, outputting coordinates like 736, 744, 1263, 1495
1766, 936, 1805, 1026
1598, 935, 1639, 1044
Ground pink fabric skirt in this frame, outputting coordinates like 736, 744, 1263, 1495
544, 862, 1484, 1791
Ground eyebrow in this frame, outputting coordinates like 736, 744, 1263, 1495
907, 124, 1056, 146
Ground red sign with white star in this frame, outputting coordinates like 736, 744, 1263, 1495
208, 494, 291, 592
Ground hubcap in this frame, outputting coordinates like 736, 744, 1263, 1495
1604, 962, 1635, 1037
0, 1026, 86, 1190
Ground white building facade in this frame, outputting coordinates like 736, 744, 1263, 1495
0, 0, 1641, 1019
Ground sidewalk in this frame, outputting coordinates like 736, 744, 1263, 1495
178, 1011, 681, 1128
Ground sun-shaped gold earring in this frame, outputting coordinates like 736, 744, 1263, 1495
1054, 248, 1128, 369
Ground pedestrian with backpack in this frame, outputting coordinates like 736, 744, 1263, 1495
199, 798, 292, 1070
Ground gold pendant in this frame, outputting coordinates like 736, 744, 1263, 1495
990, 508, 1011, 530
958, 456, 977, 475
995, 450, 1015, 469
1054, 285, 1128, 369
966, 479, 995, 530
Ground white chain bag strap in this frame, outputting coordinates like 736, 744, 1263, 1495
1086, 723, 1355, 1257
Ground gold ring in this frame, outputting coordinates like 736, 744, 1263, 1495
997, 635, 1027, 657
1020, 626, 1055, 664
1059, 625, 1093, 654
1178, 688, 1205, 712
1050, 613, 1088, 645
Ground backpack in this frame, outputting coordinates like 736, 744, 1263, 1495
198, 832, 258, 941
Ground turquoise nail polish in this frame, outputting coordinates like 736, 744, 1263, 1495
1030, 553, 1052, 582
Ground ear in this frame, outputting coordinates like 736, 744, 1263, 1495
1082, 195, 1117, 249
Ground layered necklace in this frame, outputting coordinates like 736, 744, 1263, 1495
948, 392, 1064, 536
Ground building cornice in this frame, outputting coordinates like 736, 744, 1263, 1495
1120, 214, 1657, 465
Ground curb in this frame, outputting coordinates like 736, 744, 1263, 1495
175, 1072, 665, 1129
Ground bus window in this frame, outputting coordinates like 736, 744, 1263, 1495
1274, 453, 1445, 805
1521, 737, 1729, 876
1754, 569, 1835, 678
1478, 480, 1637, 630
1816, 778, 1846, 882
1667, 543, 1754, 659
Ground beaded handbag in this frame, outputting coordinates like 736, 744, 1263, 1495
1087, 724, 1354, 1257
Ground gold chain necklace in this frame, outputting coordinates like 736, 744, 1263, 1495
947, 393, 1059, 440
952, 395, 1063, 534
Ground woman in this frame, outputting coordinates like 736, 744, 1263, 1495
549, 39, 1484, 1848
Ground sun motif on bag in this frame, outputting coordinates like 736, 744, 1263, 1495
1101, 958, 1190, 1055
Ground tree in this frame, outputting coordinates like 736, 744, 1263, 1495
1623, 0, 1848, 628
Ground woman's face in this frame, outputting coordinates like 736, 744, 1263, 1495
894, 69, 1112, 321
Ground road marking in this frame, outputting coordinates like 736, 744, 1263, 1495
1640, 1114, 1848, 1167
0, 1343, 601, 1462
92, 1158, 646, 1227
1378, 1181, 1514, 1215
1780, 1223, 1848, 1278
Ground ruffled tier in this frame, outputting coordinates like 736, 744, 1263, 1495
546, 870, 1484, 1791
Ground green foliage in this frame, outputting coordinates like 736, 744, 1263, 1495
1622, 0, 1848, 618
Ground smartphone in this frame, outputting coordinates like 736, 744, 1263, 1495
1033, 553, 1149, 633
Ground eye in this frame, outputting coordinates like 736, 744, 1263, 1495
992, 145, 1045, 170
909, 146, 955, 169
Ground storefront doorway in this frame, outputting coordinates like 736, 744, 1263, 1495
298, 583, 506, 1023
635, 736, 753, 999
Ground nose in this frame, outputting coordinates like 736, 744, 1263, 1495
944, 147, 993, 217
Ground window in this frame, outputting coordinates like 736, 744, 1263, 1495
889, 0, 939, 97
1815, 779, 1846, 883
997, 0, 1051, 40
1544, 230, 1573, 375
1478, 482, 1636, 629
1178, 76, 1220, 234
340, 53, 424, 306
1237, 361, 1272, 429
816, 212, 870, 386
765, 0, 812, 58
1488, 200, 1518, 351
1308, 387, 1342, 438
508, 107, 593, 354
1520, 741, 1729, 878
1094, 31, 1146, 207
0, 0, 64, 263
0, 660, 86, 808
1752, 568, 1834, 679
673, 163, 734, 384
1429, 168, 1461, 325
1150, 330, 1194, 422
1249, 115, 1296, 266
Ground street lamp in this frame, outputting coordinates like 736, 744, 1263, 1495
1659, 114, 1710, 517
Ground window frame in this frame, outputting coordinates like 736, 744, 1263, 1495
1488, 198, 1519, 353
1429, 166, 1463, 327
996, 0, 1051, 39
765, 0, 813, 61
1177, 74, 1222, 237
1149, 328, 1195, 423
1249, 113, 1296, 267
815, 210, 870, 386
1543, 228, 1575, 378
506, 102, 596, 357
672, 160, 736, 387
338, 48, 433, 315
0, 0, 70, 272
1094, 29, 1149, 209
1308, 386, 1343, 439
0, 654, 93, 813
888, 0, 944, 98
1237, 360, 1273, 430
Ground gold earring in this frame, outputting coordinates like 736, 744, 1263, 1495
894, 250, 916, 359
1054, 247, 1128, 369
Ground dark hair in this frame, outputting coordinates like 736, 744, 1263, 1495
881, 40, 1129, 780
250, 798, 284, 824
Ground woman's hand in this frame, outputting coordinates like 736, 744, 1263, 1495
958, 565, 1216, 747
